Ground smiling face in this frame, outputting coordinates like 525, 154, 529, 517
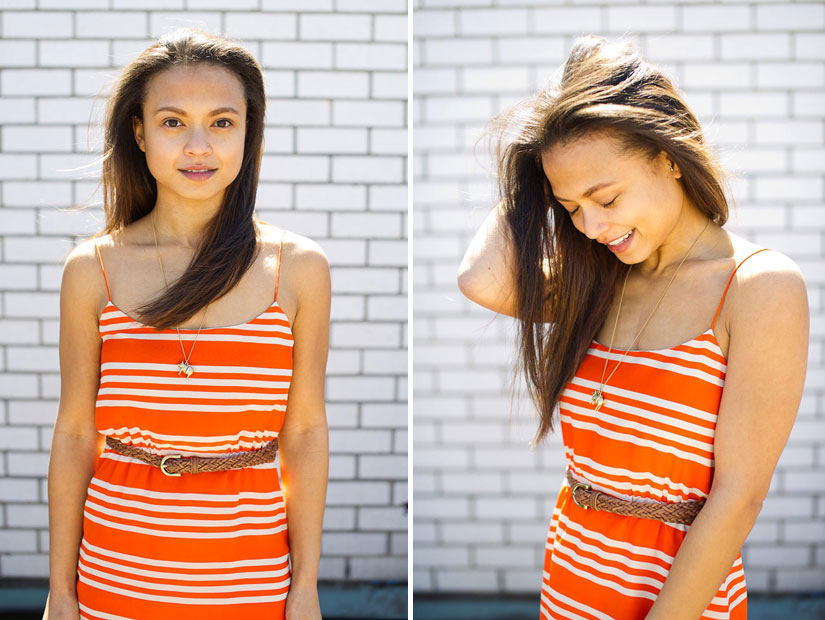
132, 62, 247, 209
541, 131, 685, 264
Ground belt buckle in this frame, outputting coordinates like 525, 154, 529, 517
571, 481, 592, 509
160, 454, 182, 477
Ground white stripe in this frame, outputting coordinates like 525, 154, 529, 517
564, 452, 709, 502
728, 589, 747, 612
100, 426, 278, 445
588, 342, 726, 379
97, 386, 291, 399
102, 304, 291, 329
97, 451, 278, 470
545, 524, 745, 613
547, 552, 659, 602
708, 564, 747, 606
78, 602, 135, 620
77, 572, 289, 603
83, 508, 288, 538
560, 413, 714, 468
100, 318, 292, 335
84, 497, 286, 529
86, 485, 286, 516
541, 584, 617, 620
567, 375, 720, 425
101, 332, 294, 346
100, 373, 291, 387
88, 476, 283, 502
554, 514, 677, 563
78, 546, 290, 583
551, 522, 671, 581
81, 539, 289, 569
100, 362, 292, 376
564, 400, 715, 454
565, 387, 717, 441
96, 399, 286, 413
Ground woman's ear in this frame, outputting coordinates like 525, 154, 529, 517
132, 115, 145, 152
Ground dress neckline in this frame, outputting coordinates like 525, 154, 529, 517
100, 299, 290, 332
591, 326, 725, 361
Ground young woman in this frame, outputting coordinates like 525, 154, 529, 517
458, 36, 808, 620
44, 28, 329, 620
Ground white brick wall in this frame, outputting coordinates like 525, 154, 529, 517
0, 1, 407, 584
413, 0, 825, 596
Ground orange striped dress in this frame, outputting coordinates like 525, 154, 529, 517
76, 232, 293, 619
541, 248, 771, 620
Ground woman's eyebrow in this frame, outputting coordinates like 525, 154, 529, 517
554, 181, 616, 202
154, 106, 241, 116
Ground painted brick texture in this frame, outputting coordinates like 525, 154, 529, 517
0, 1, 407, 583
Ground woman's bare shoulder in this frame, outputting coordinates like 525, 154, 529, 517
63, 235, 113, 314
259, 222, 329, 272
726, 237, 808, 336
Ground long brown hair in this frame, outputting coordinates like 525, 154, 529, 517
489, 35, 734, 443
81, 27, 267, 330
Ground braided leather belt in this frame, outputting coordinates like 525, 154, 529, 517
105, 435, 278, 477
566, 468, 706, 525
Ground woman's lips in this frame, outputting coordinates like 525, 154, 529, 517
180, 169, 216, 181
606, 228, 634, 253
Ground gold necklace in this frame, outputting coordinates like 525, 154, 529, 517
151, 210, 208, 379
591, 217, 711, 411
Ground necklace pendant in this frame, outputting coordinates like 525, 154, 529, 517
591, 389, 605, 411
177, 361, 194, 378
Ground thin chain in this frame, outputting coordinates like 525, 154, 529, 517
598, 217, 711, 391
151, 209, 207, 365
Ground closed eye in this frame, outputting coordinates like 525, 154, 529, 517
569, 197, 616, 216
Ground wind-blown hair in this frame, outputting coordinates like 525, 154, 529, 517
85, 27, 267, 330
489, 35, 733, 443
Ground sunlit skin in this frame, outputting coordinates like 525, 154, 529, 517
541, 132, 725, 278
132, 63, 246, 249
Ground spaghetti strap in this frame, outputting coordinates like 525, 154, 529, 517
93, 237, 111, 302
710, 247, 772, 330
274, 229, 286, 303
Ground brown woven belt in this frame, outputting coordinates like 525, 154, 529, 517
105, 435, 278, 477
566, 468, 706, 525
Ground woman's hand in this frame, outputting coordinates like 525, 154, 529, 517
285, 583, 322, 620
42, 591, 80, 620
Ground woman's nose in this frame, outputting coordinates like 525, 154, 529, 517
580, 206, 608, 241
185, 128, 212, 154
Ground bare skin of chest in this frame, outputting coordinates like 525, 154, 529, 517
594, 256, 737, 359
100, 225, 281, 330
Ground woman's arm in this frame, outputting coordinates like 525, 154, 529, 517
457, 200, 521, 317
45, 242, 109, 614
645, 254, 809, 620
277, 237, 331, 618
458, 200, 553, 319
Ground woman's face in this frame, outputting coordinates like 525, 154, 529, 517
540, 132, 683, 264
132, 63, 247, 208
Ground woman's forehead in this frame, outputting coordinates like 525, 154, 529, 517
542, 142, 624, 192
144, 64, 245, 107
